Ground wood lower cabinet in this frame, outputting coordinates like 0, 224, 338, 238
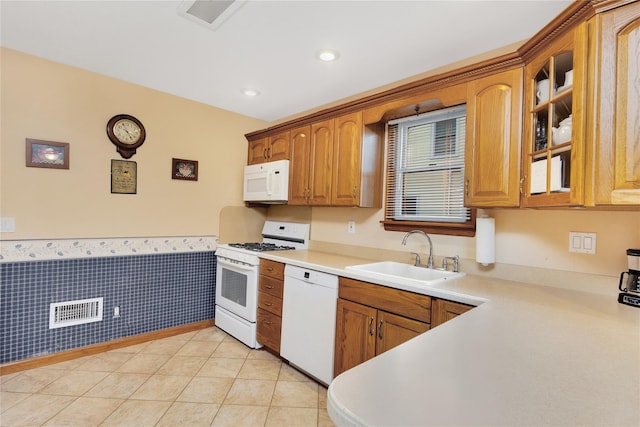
376, 310, 430, 355
431, 298, 474, 328
465, 68, 523, 207
334, 277, 431, 377
256, 259, 285, 353
591, 1, 640, 206
334, 298, 377, 374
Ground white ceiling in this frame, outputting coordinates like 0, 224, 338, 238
1, 0, 572, 123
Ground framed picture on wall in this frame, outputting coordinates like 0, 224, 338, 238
26, 138, 69, 169
111, 159, 137, 194
172, 158, 198, 181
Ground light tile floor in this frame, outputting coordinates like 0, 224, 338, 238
0, 327, 336, 427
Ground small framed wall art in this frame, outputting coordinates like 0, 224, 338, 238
111, 159, 137, 194
172, 158, 198, 181
26, 138, 69, 169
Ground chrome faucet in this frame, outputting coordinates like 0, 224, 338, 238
401, 230, 434, 269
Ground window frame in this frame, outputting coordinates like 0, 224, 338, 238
382, 105, 476, 237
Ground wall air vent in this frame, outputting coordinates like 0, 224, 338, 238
49, 297, 103, 329
177, 0, 246, 31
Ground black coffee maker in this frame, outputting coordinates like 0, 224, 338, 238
618, 249, 640, 308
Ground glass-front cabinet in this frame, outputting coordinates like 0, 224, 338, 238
522, 23, 588, 207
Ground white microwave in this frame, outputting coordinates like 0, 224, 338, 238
243, 159, 289, 203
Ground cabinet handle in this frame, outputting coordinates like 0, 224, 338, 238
263, 148, 268, 159
265, 320, 272, 325
352, 185, 358, 197
368, 317, 374, 336
267, 146, 272, 158
520, 176, 526, 195
465, 179, 469, 197
266, 267, 274, 272
265, 285, 274, 289
265, 302, 272, 306
377, 320, 383, 339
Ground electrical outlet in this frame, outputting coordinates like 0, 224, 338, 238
569, 232, 596, 254
113, 306, 120, 318
347, 221, 355, 234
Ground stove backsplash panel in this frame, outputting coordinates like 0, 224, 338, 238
0, 237, 217, 364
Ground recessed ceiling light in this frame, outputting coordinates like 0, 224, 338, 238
242, 88, 260, 97
316, 49, 339, 62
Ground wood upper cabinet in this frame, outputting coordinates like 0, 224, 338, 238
288, 112, 383, 207
521, 22, 589, 207
309, 120, 334, 205
247, 131, 290, 165
431, 298, 474, 328
465, 68, 523, 207
288, 121, 333, 205
288, 126, 311, 205
332, 111, 383, 207
590, 1, 640, 205
334, 277, 431, 377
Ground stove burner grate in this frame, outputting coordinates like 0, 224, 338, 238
228, 242, 296, 252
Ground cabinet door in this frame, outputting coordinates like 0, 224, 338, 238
334, 298, 376, 377
248, 137, 268, 165
465, 68, 523, 207
521, 24, 588, 207
376, 310, 430, 356
288, 125, 311, 205
309, 119, 334, 205
431, 299, 474, 328
257, 308, 281, 353
268, 131, 290, 162
593, 2, 640, 205
332, 112, 362, 206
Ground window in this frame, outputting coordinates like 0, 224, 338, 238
383, 105, 475, 236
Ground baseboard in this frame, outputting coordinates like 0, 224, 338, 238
0, 319, 215, 376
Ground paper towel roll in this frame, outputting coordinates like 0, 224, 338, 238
476, 216, 495, 266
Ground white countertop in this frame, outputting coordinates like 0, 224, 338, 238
259, 249, 640, 426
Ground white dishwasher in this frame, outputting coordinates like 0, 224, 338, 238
281, 264, 338, 385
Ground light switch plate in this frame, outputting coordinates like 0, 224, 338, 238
0, 217, 16, 233
569, 232, 596, 254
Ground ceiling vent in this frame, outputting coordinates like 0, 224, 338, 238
177, 0, 245, 31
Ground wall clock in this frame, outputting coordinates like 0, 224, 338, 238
106, 114, 146, 159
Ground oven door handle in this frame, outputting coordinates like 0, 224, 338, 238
217, 257, 256, 272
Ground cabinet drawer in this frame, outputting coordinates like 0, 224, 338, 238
339, 277, 431, 323
258, 291, 282, 316
260, 259, 285, 280
259, 276, 284, 298
257, 308, 281, 353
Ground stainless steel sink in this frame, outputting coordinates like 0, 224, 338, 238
345, 261, 465, 286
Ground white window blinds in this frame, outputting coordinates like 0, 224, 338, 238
385, 105, 470, 224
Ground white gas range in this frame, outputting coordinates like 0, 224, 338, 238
214, 220, 310, 348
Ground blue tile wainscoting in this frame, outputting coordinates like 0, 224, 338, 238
0, 236, 217, 364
